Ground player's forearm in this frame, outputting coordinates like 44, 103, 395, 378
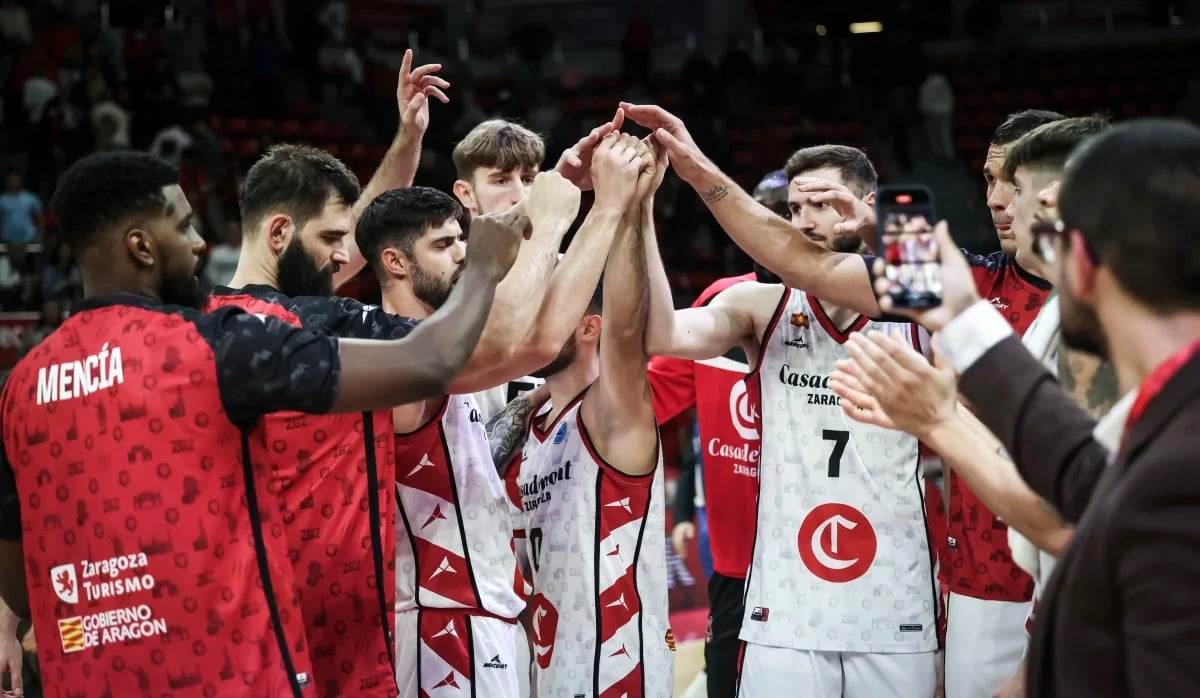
337, 130, 423, 289
0, 594, 17, 632
604, 215, 650, 358
926, 414, 1071, 554
692, 163, 833, 286
333, 264, 504, 411
521, 207, 623, 357
642, 199, 681, 357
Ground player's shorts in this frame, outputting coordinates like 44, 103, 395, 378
395, 609, 520, 698
736, 643, 938, 698
944, 592, 1032, 698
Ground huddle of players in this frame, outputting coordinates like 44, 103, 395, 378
0, 52, 1114, 698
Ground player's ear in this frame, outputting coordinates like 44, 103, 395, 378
1067, 230, 1098, 302
452, 179, 478, 215
862, 190, 876, 207
125, 228, 156, 268
380, 247, 409, 280
265, 214, 294, 255
580, 314, 602, 342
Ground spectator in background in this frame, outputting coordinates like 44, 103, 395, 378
176, 54, 214, 110
0, 172, 42, 244
19, 298, 63, 357
90, 88, 131, 150
21, 61, 58, 127
0, 0, 31, 48
39, 241, 83, 309
511, 20, 554, 92
920, 71, 956, 159
0, 244, 33, 310
150, 121, 194, 167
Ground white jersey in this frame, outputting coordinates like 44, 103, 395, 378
741, 289, 938, 654
393, 394, 528, 617
516, 391, 674, 698
472, 374, 545, 423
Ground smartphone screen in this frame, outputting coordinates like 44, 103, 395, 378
877, 186, 942, 310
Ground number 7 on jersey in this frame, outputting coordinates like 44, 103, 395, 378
823, 429, 849, 478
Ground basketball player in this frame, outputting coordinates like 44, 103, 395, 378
649, 169, 787, 698
643, 144, 937, 696
450, 114, 625, 420
354, 160, 630, 696
511, 134, 673, 698
619, 102, 1073, 698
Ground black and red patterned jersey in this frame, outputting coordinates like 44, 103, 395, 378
208, 285, 418, 698
938, 252, 1050, 603
0, 293, 341, 697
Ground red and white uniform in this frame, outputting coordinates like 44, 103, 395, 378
516, 391, 673, 698
940, 253, 1048, 698
392, 394, 528, 698
738, 289, 938, 697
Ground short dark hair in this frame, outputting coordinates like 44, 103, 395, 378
356, 187, 467, 281
51, 152, 178, 252
1059, 118, 1200, 311
239, 144, 361, 234
989, 109, 1067, 147
783, 145, 877, 198
452, 119, 545, 181
1002, 115, 1111, 181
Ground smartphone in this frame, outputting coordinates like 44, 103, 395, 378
876, 185, 942, 310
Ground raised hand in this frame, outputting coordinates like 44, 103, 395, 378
397, 49, 451, 137
464, 207, 532, 280
618, 102, 709, 185
523, 171, 582, 232
872, 222, 981, 332
590, 132, 647, 214
554, 108, 626, 190
792, 177, 877, 239
635, 134, 670, 204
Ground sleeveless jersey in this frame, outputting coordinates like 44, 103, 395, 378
936, 252, 1049, 604
741, 288, 938, 654
208, 287, 413, 697
392, 393, 527, 617
471, 374, 545, 423
0, 295, 342, 696
517, 392, 673, 698
648, 272, 760, 579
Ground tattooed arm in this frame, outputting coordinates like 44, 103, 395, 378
487, 383, 550, 475
1057, 346, 1121, 419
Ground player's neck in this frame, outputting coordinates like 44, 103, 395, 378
1099, 294, 1200, 395
814, 296, 858, 331
380, 283, 432, 319
227, 245, 279, 292
544, 358, 599, 424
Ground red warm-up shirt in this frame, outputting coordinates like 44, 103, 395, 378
940, 252, 1051, 603
648, 273, 759, 579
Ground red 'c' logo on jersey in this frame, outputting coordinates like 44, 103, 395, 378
798, 503, 877, 583
529, 593, 559, 669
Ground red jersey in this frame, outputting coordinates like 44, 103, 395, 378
208, 285, 418, 698
0, 294, 343, 696
940, 252, 1050, 602
648, 273, 759, 579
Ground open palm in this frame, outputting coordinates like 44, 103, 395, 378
397, 49, 450, 136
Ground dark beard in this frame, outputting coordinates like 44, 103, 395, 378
411, 262, 456, 310
530, 332, 578, 379
276, 237, 335, 297
832, 235, 864, 254
1059, 285, 1108, 359
162, 268, 211, 310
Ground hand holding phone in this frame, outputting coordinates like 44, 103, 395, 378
877, 186, 942, 310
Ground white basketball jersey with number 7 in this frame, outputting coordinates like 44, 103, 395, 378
740, 288, 938, 654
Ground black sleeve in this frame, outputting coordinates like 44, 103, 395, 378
673, 431, 698, 525
0, 434, 20, 541
198, 307, 342, 424
291, 295, 421, 340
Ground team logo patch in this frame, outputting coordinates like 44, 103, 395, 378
553, 423, 568, 444
790, 312, 809, 328
58, 616, 85, 653
665, 629, 676, 652
51, 563, 78, 604
529, 593, 560, 669
797, 503, 878, 584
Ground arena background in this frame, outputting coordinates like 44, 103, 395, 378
0, 1, 1197, 695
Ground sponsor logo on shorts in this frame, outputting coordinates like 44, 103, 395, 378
750, 607, 769, 622
483, 655, 509, 669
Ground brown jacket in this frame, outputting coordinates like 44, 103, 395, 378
960, 336, 1200, 697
